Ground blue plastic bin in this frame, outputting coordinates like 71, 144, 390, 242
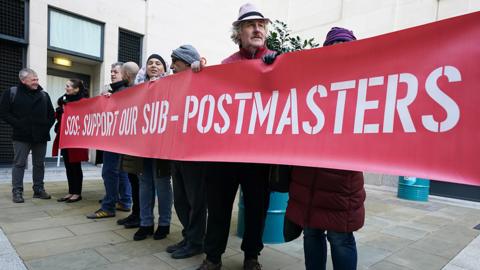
237, 191, 289, 244
397, 176, 430, 201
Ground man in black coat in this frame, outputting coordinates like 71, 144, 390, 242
0, 68, 55, 203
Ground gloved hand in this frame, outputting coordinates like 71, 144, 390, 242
262, 52, 281, 65
55, 106, 64, 114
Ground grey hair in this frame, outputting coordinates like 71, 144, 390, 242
18, 68, 37, 81
111, 62, 124, 69
121, 62, 140, 85
230, 20, 269, 45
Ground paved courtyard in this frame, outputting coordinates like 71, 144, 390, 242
0, 167, 479, 270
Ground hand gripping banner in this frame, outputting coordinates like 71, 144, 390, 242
60, 12, 480, 186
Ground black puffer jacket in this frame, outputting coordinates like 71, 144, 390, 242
0, 83, 55, 142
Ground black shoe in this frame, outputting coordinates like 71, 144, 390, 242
166, 239, 187, 253
133, 226, 154, 241
243, 259, 262, 270
153, 225, 170, 240
57, 195, 72, 202
171, 243, 203, 259
196, 259, 222, 270
66, 195, 82, 203
12, 192, 24, 203
117, 214, 136, 225
123, 217, 140, 229
33, 190, 51, 199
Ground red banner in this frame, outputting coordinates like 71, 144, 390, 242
60, 12, 480, 186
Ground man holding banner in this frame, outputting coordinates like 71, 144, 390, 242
197, 3, 275, 270
86, 62, 138, 219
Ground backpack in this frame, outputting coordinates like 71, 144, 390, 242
9, 86, 17, 103
9, 86, 48, 104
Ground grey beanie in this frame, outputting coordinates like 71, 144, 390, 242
171, 45, 200, 65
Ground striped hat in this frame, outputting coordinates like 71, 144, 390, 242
323, 27, 356, 46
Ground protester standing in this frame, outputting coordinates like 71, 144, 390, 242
166, 45, 207, 259
0, 68, 55, 203
131, 54, 173, 241
86, 62, 138, 218
285, 27, 366, 270
197, 3, 274, 270
53, 79, 89, 203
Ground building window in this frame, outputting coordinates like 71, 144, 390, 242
0, 0, 27, 42
118, 29, 143, 65
48, 7, 104, 60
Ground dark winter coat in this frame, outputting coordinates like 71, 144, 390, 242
286, 166, 366, 232
52, 92, 88, 163
0, 83, 55, 143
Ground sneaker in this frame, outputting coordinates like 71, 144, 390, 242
166, 239, 187, 253
86, 209, 115, 219
243, 259, 262, 270
196, 259, 222, 270
133, 226, 154, 241
153, 225, 169, 240
115, 203, 131, 212
12, 192, 24, 203
171, 243, 203, 259
33, 190, 51, 199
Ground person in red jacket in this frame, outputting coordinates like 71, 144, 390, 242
285, 27, 366, 270
53, 79, 89, 203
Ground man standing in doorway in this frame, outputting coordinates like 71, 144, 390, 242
0, 68, 55, 203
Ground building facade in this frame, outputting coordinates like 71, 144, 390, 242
0, 0, 478, 199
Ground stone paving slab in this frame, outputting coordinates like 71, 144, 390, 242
0, 180, 479, 270
86, 254, 176, 270
9, 227, 75, 246
15, 231, 127, 261
385, 247, 450, 270
442, 235, 480, 270
380, 225, 430, 241
0, 215, 93, 234
361, 233, 414, 252
0, 228, 27, 270
25, 249, 110, 270
95, 237, 174, 263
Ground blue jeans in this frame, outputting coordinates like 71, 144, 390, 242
303, 228, 357, 270
101, 151, 132, 213
139, 158, 172, 227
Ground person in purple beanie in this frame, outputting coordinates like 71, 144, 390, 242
263, 26, 364, 270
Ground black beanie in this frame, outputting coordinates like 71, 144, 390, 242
147, 54, 167, 72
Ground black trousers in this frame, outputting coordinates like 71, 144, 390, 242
128, 173, 140, 217
204, 162, 270, 263
171, 161, 207, 246
63, 151, 83, 195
